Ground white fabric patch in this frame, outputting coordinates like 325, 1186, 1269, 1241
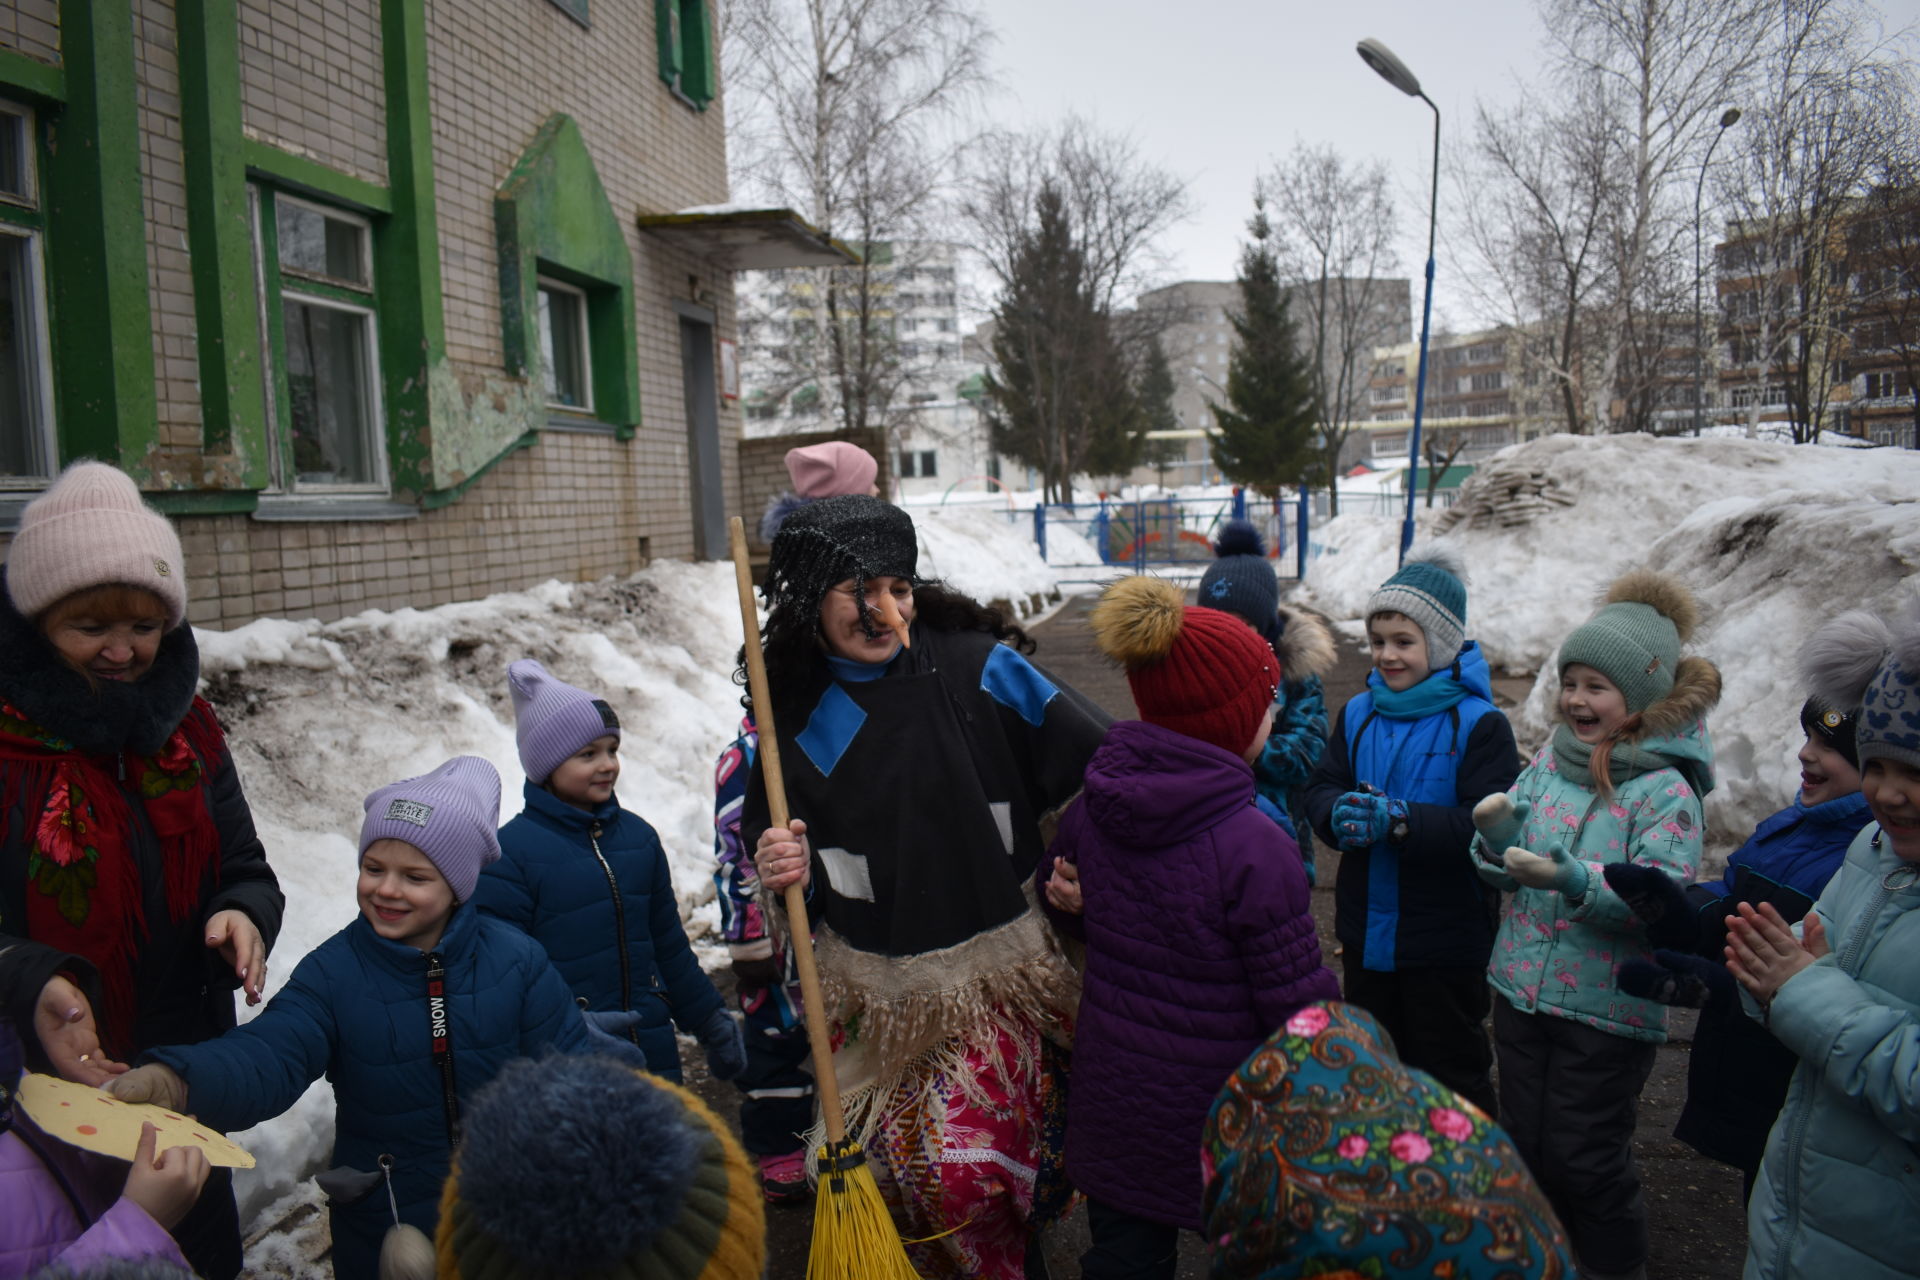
384, 799, 433, 828
816, 846, 875, 902
990, 801, 1014, 856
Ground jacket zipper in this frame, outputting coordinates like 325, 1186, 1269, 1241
1770, 834, 1892, 1279
588, 822, 638, 1045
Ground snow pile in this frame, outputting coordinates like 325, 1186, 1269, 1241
1301, 433, 1920, 852
195, 507, 1063, 1237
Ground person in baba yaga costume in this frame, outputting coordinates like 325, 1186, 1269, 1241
741, 496, 1110, 1279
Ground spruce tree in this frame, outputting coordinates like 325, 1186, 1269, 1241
1210, 197, 1317, 495
1136, 337, 1185, 487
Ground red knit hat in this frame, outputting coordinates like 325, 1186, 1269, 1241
1089, 576, 1280, 756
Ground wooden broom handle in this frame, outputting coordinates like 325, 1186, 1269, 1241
728, 517, 850, 1145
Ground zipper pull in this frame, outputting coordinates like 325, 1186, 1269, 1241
591, 822, 602, 839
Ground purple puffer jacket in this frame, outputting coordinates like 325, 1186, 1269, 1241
1046, 720, 1338, 1229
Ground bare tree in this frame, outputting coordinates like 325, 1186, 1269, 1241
1716, 0, 1914, 442
723, 0, 991, 444
1262, 143, 1402, 515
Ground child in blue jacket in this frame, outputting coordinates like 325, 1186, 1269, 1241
1304, 550, 1518, 1118
479, 660, 743, 1084
1604, 697, 1867, 1199
105, 757, 592, 1280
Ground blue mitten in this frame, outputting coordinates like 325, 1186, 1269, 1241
1332, 791, 1401, 850
582, 1009, 650, 1068
1502, 842, 1590, 899
696, 1006, 747, 1081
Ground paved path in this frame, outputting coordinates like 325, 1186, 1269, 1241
689, 588, 1745, 1278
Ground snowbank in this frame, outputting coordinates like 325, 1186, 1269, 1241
1301, 433, 1920, 853
203, 509, 1063, 1238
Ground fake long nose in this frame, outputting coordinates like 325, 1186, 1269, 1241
876, 588, 911, 649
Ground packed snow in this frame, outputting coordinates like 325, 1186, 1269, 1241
199, 511, 1063, 1260
1300, 433, 1920, 855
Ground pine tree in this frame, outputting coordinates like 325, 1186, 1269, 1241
1136, 337, 1185, 487
1210, 197, 1318, 495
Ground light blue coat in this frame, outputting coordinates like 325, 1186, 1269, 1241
1744, 824, 1920, 1280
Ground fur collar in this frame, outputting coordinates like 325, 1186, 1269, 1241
1275, 603, 1337, 682
0, 569, 201, 757
1629, 655, 1722, 743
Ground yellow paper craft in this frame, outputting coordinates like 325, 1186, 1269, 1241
15, 1073, 255, 1168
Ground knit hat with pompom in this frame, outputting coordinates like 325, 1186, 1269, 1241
1366, 547, 1469, 672
436, 1053, 765, 1280
1801, 599, 1920, 770
1090, 576, 1279, 757
1197, 519, 1281, 647
1557, 570, 1704, 715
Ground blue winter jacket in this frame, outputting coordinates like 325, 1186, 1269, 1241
147, 906, 589, 1280
1305, 642, 1520, 972
1699, 790, 1871, 909
480, 783, 724, 1080
1744, 824, 1920, 1280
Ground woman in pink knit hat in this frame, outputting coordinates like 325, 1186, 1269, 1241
0, 461, 284, 1280
756, 439, 881, 542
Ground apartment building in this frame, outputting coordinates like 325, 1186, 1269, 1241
0, 0, 848, 627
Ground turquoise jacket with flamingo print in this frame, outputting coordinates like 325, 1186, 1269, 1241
1485, 719, 1716, 1044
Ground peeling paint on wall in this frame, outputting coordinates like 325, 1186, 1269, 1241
426, 358, 544, 490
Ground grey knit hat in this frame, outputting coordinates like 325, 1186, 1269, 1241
1366, 548, 1469, 671
1557, 571, 1701, 715
359, 756, 503, 902
1802, 600, 1920, 771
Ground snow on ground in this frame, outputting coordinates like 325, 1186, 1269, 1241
1299, 433, 1920, 857
201, 510, 1062, 1244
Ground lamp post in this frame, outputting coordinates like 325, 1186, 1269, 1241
1358, 37, 1439, 567
1693, 107, 1741, 436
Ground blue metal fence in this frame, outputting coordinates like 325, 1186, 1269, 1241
1032, 487, 1315, 583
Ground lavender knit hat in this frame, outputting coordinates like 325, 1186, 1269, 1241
359, 756, 503, 902
508, 659, 621, 784
6, 461, 188, 628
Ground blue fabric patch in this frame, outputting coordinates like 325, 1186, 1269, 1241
796, 683, 867, 777
981, 644, 1057, 727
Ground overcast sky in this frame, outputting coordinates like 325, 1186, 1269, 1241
969, 0, 1920, 332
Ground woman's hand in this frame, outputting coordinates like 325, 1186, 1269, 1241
1726, 902, 1826, 1008
122, 1121, 210, 1231
754, 820, 812, 894
34, 975, 128, 1085
206, 909, 266, 1006
1043, 857, 1084, 915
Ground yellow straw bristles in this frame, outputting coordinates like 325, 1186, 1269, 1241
807, 1141, 922, 1280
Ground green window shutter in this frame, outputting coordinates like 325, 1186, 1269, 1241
678, 0, 715, 105
656, 0, 683, 88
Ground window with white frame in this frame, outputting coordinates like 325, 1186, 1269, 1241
0, 101, 54, 485
537, 278, 592, 411
257, 190, 385, 490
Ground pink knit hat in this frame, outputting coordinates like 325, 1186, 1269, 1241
359, 756, 503, 902
784, 441, 878, 499
6, 461, 188, 629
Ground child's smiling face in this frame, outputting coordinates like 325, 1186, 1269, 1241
358, 839, 456, 952
1560, 663, 1629, 743
1797, 732, 1861, 806
1862, 757, 1920, 862
1368, 613, 1429, 692
548, 734, 620, 810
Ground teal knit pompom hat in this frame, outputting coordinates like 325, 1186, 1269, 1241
1366, 547, 1469, 670
1557, 571, 1702, 714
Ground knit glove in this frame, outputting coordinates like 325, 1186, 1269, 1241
1502, 843, 1590, 899
1471, 794, 1532, 850
581, 1009, 651, 1069
696, 1007, 747, 1081
1617, 950, 1737, 1011
105, 1063, 189, 1113
1603, 862, 1700, 950
1331, 791, 1404, 850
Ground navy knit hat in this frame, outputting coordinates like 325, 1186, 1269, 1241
1800, 696, 1860, 770
1802, 600, 1920, 771
1366, 548, 1469, 671
1198, 519, 1281, 646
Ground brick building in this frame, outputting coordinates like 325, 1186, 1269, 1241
0, 0, 847, 627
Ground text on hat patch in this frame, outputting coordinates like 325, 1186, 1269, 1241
385, 799, 435, 828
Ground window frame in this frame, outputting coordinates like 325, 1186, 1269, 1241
252, 185, 389, 496
656, 0, 716, 109
0, 98, 55, 489
536, 275, 595, 414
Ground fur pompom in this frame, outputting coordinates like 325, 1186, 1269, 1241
1274, 603, 1337, 681
1800, 608, 1895, 709
1089, 576, 1186, 669
1638, 655, 1723, 739
1213, 518, 1266, 559
377, 1224, 436, 1280
1604, 570, 1700, 643
1404, 543, 1468, 586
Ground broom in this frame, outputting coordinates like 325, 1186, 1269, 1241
728, 517, 924, 1280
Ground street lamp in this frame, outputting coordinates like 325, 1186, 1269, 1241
1358, 37, 1439, 567
1693, 107, 1741, 436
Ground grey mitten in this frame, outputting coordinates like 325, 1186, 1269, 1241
1471, 794, 1532, 849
